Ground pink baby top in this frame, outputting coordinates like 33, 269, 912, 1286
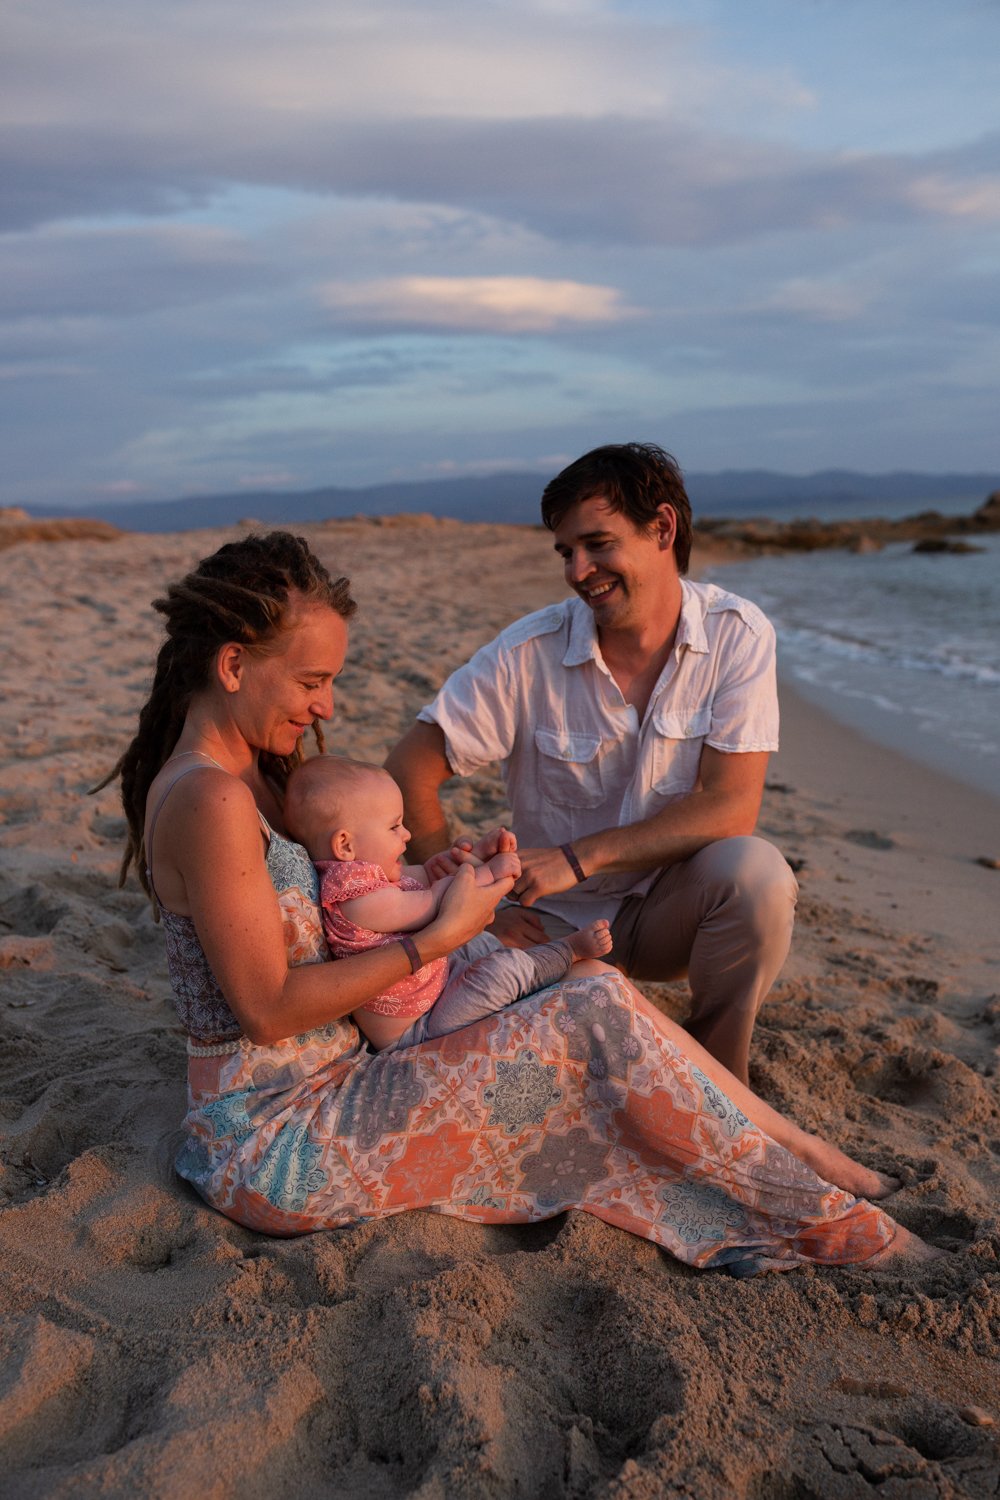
316, 859, 448, 1018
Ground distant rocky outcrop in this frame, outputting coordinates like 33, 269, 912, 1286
0, 509, 123, 551
694, 490, 1000, 557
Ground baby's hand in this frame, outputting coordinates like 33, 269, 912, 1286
425, 849, 461, 881
487, 851, 521, 882
468, 826, 517, 861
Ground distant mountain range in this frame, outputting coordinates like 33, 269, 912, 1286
29, 469, 999, 534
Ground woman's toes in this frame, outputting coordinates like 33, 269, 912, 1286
866, 1225, 946, 1267
865, 1170, 902, 1200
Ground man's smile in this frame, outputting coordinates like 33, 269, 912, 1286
580, 579, 619, 602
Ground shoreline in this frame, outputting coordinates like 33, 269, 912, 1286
764, 679, 1000, 998
776, 657, 1000, 803
698, 536, 1000, 806
1, 520, 998, 1496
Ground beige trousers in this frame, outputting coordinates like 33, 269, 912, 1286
537, 836, 798, 1085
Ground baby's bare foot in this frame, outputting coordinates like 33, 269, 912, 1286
568, 920, 613, 961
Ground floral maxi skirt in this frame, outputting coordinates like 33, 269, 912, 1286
177, 971, 894, 1276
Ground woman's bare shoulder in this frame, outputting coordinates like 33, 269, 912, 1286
148, 761, 259, 841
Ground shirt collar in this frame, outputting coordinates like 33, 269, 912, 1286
562, 582, 709, 666
563, 597, 603, 667
675, 578, 709, 655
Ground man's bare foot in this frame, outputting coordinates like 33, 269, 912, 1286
567, 920, 613, 961
864, 1224, 946, 1267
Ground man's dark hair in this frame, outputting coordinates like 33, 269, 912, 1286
540, 442, 693, 574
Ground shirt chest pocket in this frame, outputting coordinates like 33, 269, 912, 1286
649, 705, 712, 794
534, 726, 605, 808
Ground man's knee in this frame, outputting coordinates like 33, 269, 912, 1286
694, 835, 798, 929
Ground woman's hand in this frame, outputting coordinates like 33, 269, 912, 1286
422, 862, 515, 956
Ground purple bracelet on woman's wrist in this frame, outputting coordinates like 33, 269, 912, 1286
560, 843, 587, 883
398, 935, 422, 973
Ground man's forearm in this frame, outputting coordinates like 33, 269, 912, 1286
574, 789, 750, 877
573, 753, 766, 878
514, 751, 768, 909
385, 721, 455, 864
404, 799, 452, 866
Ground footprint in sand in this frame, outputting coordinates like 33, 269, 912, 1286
0, 934, 54, 972
845, 829, 897, 850
787, 1408, 998, 1497
0, 880, 69, 939
852, 1045, 996, 1125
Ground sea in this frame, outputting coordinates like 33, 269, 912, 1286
704, 513, 1000, 801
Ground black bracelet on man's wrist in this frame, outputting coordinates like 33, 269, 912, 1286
560, 843, 587, 883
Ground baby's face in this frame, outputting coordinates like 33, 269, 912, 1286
343, 774, 412, 881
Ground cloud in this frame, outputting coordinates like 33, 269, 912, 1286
907, 172, 1000, 220
761, 275, 875, 324
3, 0, 1000, 504
10, 0, 985, 248
6, 105, 1000, 253
0, 1, 745, 131
319, 275, 635, 331
0, 222, 257, 320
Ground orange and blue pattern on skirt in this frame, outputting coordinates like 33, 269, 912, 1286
177, 971, 895, 1273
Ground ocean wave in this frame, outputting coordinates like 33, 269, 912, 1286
779, 624, 1000, 688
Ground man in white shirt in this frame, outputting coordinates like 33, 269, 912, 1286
385, 442, 797, 1082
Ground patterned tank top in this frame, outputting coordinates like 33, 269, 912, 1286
147, 755, 328, 1041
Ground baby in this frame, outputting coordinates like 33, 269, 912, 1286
284, 755, 613, 1051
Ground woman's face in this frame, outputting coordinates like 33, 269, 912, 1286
233, 599, 349, 757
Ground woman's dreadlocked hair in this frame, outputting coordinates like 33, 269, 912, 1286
95, 530, 356, 899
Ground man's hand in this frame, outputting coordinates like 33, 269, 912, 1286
509, 845, 580, 907
488, 904, 550, 949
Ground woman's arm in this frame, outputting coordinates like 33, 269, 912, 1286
160, 774, 512, 1045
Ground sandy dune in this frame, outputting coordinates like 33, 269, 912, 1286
1, 518, 998, 1498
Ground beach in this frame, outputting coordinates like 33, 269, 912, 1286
1, 517, 998, 1498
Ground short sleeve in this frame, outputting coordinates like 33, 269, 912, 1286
706, 615, 780, 754
417, 635, 519, 777
317, 859, 386, 907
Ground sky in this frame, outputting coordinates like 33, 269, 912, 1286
3, 0, 1000, 511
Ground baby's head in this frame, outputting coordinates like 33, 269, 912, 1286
285, 756, 411, 881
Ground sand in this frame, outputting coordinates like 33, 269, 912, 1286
1, 517, 998, 1498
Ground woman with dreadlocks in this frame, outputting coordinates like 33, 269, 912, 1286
106, 530, 935, 1271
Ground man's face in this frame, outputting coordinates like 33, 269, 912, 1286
552, 495, 678, 633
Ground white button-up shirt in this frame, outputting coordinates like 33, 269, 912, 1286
418, 579, 779, 926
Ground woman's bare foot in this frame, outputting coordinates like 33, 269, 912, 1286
791, 1134, 902, 1202
567, 920, 613, 961
865, 1169, 902, 1200
864, 1224, 946, 1267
